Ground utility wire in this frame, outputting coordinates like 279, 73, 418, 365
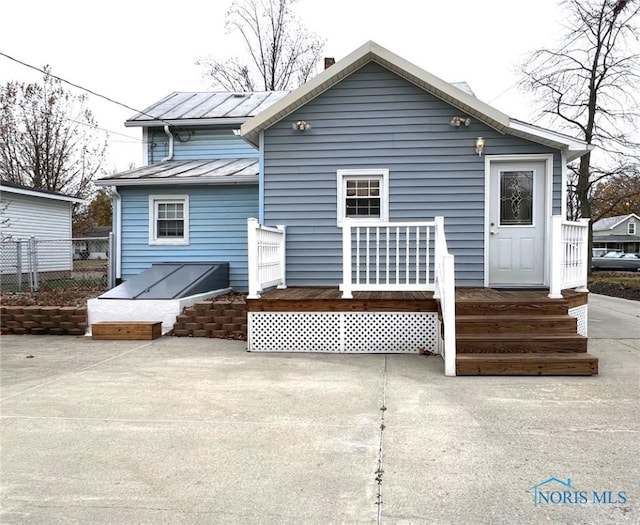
486, 32, 585, 107
0, 51, 174, 127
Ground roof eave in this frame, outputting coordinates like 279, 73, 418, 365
241, 40, 511, 146
0, 184, 86, 204
95, 175, 259, 187
125, 117, 249, 128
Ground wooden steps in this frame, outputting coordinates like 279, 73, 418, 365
456, 353, 598, 376
453, 290, 597, 376
92, 321, 162, 340
457, 333, 588, 353
456, 314, 577, 334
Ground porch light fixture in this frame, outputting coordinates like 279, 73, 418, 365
450, 116, 471, 127
292, 120, 311, 132
475, 137, 485, 156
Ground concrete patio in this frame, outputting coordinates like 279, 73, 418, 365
1, 294, 638, 524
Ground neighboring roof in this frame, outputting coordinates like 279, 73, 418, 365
240, 41, 592, 161
95, 159, 259, 187
126, 91, 289, 128
75, 225, 112, 238
593, 213, 640, 231
0, 180, 85, 204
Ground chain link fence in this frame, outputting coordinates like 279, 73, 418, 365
0, 236, 113, 292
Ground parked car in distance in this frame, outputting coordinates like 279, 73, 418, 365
591, 252, 640, 272
592, 248, 616, 258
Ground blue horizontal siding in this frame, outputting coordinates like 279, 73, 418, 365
263, 62, 562, 287
119, 184, 258, 291
149, 128, 257, 163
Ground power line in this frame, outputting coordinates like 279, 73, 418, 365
0, 51, 173, 127
486, 32, 585, 106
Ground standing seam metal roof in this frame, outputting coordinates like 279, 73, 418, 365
126, 91, 290, 126
95, 159, 259, 186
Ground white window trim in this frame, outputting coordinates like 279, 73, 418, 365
337, 169, 389, 226
628, 222, 636, 235
148, 194, 190, 246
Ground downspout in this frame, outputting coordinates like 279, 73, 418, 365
110, 186, 122, 282
161, 125, 174, 161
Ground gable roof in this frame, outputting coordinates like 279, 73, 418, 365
95, 159, 259, 187
593, 213, 640, 231
240, 41, 592, 161
126, 91, 289, 128
0, 180, 85, 204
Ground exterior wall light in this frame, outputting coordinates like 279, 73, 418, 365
475, 137, 485, 156
450, 116, 471, 127
292, 120, 311, 131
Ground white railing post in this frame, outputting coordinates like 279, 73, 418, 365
548, 216, 563, 299
433, 216, 444, 299
247, 218, 261, 299
276, 225, 287, 289
576, 218, 590, 293
442, 253, 457, 377
341, 219, 353, 299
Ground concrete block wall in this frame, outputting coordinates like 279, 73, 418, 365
171, 299, 247, 339
1, 306, 88, 335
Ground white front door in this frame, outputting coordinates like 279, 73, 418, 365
488, 160, 547, 287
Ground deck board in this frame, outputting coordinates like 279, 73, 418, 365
246, 287, 438, 312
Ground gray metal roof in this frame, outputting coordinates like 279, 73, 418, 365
95, 159, 259, 186
593, 214, 639, 231
126, 91, 290, 127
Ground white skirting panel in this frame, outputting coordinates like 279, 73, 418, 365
568, 304, 588, 337
248, 311, 439, 353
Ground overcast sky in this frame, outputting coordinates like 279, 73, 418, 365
1, 0, 567, 174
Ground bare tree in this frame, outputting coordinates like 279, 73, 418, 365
197, 0, 325, 91
0, 67, 108, 199
520, 0, 640, 221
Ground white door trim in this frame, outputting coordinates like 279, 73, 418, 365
483, 154, 554, 287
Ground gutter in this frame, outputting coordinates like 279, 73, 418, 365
95, 175, 259, 187
161, 125, 174, 161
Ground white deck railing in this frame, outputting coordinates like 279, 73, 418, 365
433, 217, 456, 377
247, 218, 287, 299
548, 216, 590, 299
340, 216, 456, 374
340, 219, 438, 299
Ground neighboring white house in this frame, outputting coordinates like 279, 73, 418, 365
593, 213, 640, 254
0, 181, 85, 274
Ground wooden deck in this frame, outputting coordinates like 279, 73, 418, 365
246, 287, 438, 312
246, 286, 596, 375
248, 286, 587, 311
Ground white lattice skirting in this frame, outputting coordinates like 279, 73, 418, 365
568, 304, 588, 337
248, 311, 440, 353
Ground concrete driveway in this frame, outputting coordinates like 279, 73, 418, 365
1, 294, 639, 524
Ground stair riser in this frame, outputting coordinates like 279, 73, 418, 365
457, 339, 588, 354
456, 356, 598, 376
456, 320, 577, 334
455, 304, 569, 316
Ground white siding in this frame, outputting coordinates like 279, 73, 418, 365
1, 192, 74, 272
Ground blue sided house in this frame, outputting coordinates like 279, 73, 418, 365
95, 41, 598, 376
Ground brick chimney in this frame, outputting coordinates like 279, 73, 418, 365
324, 57, 335, 69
